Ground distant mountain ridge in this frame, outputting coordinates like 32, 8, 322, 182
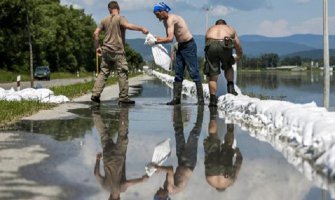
126, 34, 335, 60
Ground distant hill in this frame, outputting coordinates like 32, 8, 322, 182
241, 41, 315, 57
126, 34, 335, 60
240, 34, 335, 49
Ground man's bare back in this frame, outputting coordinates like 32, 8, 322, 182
205, 23, 243, 61
164, 14, 192, 43
205, 24, 236, 40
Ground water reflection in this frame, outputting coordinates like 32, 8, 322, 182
233, 70, 335, 106
204, 108, 243, 191
153, 105, 204, 199
92, 105, 149, 200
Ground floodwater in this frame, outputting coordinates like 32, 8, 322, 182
2, 71, 335, 200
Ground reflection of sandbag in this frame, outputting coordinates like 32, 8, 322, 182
145, 138, 171, 176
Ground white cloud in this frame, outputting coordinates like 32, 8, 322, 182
210, 5, 233, 16
290, 16, 335, 35
257, 16, 335, 37
257, 19, 292, 37
118, 0, 152, 11
60, 0, 82, 8
82, 0, 94, 6
296, 0, 311, 4
209, 0, 272, 11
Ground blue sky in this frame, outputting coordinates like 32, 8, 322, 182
61, 0, 335, 39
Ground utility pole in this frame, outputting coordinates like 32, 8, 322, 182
25, 0, 34, 88
203, 5, 210, 33
323, 0, 330, 109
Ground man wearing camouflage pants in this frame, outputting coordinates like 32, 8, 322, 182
91, 1, 148, 105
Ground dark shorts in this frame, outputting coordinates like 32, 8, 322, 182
204, 40, 235, 77
203, 136, 235, 176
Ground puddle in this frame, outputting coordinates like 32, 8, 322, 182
1, 79, 334, 199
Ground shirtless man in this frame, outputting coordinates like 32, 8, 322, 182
151, 2, 204, 105
153, 105, 204, 200
204, 108, 243, 191
205, 19, 243, 107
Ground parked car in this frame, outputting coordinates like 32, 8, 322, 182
34, 66, 51, 80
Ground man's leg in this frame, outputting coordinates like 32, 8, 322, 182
167, 81, 182, 105
91, 56, 111, 103
181, 41, 204, 105
208, 75, 218, 107
167, 48, 185, 105
115, 54, 135, 104
224, 67, 238, 96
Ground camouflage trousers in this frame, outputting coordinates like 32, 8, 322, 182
92, 50, 129, 101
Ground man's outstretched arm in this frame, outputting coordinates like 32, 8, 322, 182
94, 153, 104, 184
122, 22, 148, 34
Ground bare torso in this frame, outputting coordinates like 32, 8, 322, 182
205, 24, 235, 40
205, 24, 243, 59
206, 176, 234, 189
164, 14, 193, 43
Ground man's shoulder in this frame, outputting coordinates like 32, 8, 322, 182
100, 15, 111, 23
169, 13, 181, 19
100, 15, 127, 25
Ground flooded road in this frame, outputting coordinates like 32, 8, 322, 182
1, 77, 334, 200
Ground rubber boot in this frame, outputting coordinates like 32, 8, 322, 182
227, 81, 238, 96
209, 106, 217, 120
195, 82, 204, 105
208, 94, 217, 107
167, 82, 182, 105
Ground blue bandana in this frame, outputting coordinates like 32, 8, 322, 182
153, 2, 171, 13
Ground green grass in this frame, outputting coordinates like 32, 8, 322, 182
51, 76, 118, 99
0, 100, 55, 128
0, 70, 93, 83
0, 72, 142, 128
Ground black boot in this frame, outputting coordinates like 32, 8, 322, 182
195, 82, 204, 105
118, 99, 135, 105
209, 106, 217, 120
167, 82, 182, 105
91, 95, 101, 104
208, 94, 217, 107
227, 81, 238, 96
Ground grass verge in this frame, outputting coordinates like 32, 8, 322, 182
0, 101, 55, 129
0, 73, 141, 129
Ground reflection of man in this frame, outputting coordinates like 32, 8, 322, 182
154, 105, 204, 199
204, 19, 243, 107
91, 1, 149, 105
92, 106, 148, 200
203, 108, 243, 191
152, 2, 204, 105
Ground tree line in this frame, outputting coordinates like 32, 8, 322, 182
0, 0, 144, 74
238, 53, 335, 69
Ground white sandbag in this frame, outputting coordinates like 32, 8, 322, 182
151, 45, 171, 71
144, 33, 171, 71
0, 87, 69, 103
145, 138, 171, 176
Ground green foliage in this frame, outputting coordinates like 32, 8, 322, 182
0, 0, 145, 74
51, 80, 95, 99
0, 73, 140, 128
125, 43, 144, 70
51, 76, 118, 99
0, 0, 96, 73
17, 115, 95, 141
